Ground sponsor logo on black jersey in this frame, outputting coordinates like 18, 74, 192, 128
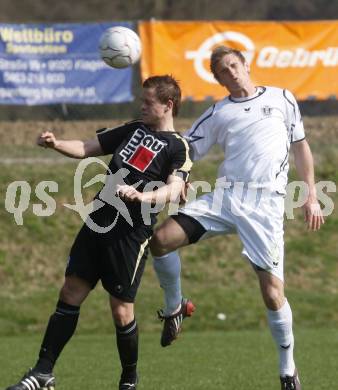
119, 128, 167, 172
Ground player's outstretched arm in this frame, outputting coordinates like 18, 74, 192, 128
116, 174, 185, 205
291, 139, 325, 231
37, 131, 103, 158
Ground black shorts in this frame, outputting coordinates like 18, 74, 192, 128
171, 213, 206, 243
66, 222, 152, 303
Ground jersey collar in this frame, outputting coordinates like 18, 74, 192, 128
229, 86, 266, 103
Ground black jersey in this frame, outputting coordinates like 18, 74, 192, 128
92, 120, 192, 228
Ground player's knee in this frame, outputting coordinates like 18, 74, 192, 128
60, 286, 80, 306
263, 287, 285, 310
111, 304, 134, 326
149, 230, 170, 257
59, 277, 91, 306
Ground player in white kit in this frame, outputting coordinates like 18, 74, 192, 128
150, 46, 324, 390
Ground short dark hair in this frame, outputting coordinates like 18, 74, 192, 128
210, 46, 246, 81
143, 75, 181, 117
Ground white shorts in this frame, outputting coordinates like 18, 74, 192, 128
178, 187, 285, 281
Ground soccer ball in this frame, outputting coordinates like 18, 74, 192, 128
99, 26, 142, 69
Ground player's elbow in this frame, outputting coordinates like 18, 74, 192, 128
83, 139, 103, 158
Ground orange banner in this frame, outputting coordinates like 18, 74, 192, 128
139, 21, 338, 101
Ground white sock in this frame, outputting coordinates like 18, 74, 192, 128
153, 251, 182, 316
267, 298, 296, 377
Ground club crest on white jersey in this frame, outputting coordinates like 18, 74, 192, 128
119, 128, 167, 172
261, 105, 273, 116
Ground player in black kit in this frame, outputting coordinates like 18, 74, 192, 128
6, 75, 192, 390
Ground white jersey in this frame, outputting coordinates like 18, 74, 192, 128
184, 86, 305, 194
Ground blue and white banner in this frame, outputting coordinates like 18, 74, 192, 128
0, 22, 135, 105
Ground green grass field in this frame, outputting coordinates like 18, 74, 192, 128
1, 329, 338, 389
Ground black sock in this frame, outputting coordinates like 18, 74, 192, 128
35, 300, 80, 373
115, 318, 138, 382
